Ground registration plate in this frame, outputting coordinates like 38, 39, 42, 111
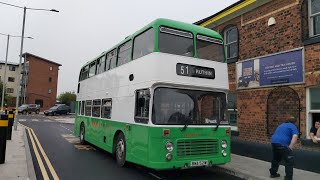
190, 160, 209, 167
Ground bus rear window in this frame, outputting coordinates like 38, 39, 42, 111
196, 35, 225, 62
158, 26, 194, 57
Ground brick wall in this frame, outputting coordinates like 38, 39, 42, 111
209, 0, 320, 143
26, 55, 60, 110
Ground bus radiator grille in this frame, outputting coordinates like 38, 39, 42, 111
177, 139, 219, 158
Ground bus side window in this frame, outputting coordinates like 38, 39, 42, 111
92, 99, 101, 117
133, 28, 154, 60
81, 101, 85, 115
85, 100, 92, 116
89, 61, 96, 77
78, 101, 81, 115
117, 40, 132, 67
134, 89, 150, 124
108, 50, 117, 70
101, 99, 112, 119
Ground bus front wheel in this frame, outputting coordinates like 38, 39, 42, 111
80, 123, 86, 145
116, 132, 126, 167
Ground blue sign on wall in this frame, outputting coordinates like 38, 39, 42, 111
236, 48, 304, 89
259, 49, 303, 86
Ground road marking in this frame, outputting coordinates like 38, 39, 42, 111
27, 128, 50, 180
149, 172, 162, 180
60, 125, 73, 133
61, 134, 96, 151
19, 119, 27, 121
31, 119, 39, 122
44, 120, 52, 122
74, 145, 96, 151
30, 128, 60, 180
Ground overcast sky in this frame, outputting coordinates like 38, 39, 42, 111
0, 0, 238, 95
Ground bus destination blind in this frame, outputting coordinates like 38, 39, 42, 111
176, 63, 215, 79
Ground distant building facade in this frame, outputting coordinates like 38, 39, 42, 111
21, 53, 61, 110
0, 61, 20, 106
195, 0, 320, 147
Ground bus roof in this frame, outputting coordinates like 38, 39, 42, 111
81, 18, 223, 68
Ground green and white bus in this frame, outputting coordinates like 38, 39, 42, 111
75, 18, 230, 170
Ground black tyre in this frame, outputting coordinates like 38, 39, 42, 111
35, 110, 39, 114
80, 123, 86, 145
115, 132, 126, 167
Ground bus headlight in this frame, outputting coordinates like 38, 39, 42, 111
165, 142, 174, 152
166, 153, 173, 161
222, 150, 227, 157
221, 140, 227, 149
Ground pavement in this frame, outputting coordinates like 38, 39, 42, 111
0, 124, 36, 180
1, 117, 319, 180
215, 154, 320, 180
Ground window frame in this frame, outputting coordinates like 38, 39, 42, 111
8, 77, 15, 82
308, 0, 320, 37
223, 26, 239, 63
96, 55, 106, 74
88, 61, 97, 78
108, 49, 117, 70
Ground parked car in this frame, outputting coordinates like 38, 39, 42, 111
18, 104, 40, 114
44, 104, 70, 116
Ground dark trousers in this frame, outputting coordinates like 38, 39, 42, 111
270, 144, 294, 180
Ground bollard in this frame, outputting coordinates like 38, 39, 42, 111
7, 111, 14, 140
0, 114, 9, 164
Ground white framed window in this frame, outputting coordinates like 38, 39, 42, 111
308, 0, 320, 37
50, 66, 53, 71
48, 89, 52, 94
224, 26, 238, 63
306, 86, 320, 138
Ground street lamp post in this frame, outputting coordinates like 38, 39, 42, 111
0, 2, 59, 130
0, 33, 33, 112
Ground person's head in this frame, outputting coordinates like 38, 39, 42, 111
315, 120, 320, 129
285, 114, 297, 123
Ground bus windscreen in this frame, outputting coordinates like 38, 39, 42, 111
152, 88, 228, 125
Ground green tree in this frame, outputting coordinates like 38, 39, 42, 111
58, 91, 76, 106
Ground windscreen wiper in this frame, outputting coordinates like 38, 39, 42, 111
181, 119, 189, 131
214, 118, 221, 131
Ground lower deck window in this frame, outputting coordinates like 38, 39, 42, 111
85, 100, 92, 116
101, 99, 112, 119
92, 99, 101, 117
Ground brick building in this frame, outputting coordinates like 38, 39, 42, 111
195, 0, 320, 147
22, 53, 61, 110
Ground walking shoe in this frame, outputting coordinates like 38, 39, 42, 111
270, 173, 280, 178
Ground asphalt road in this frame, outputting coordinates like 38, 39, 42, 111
19, 114, 242, 180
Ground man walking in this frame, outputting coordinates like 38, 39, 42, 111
269, 114, 298, 180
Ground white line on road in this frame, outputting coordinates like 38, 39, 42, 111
149, 172, 162, 180
31, 119, 39, 122
19, 119, 27, 121
60, 124, 73, 133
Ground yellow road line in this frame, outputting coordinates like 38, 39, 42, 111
30, 128, 60, 180
27, 128, 50, 180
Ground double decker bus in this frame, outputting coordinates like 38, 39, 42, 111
75, 18, 230, 170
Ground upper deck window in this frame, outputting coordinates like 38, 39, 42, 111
96, 55, 106, 74
117, 41, 132, 66
108, 49, 117, 70
80, 65, 89, 81
196, 35, 225, 62
133, 28, 154, 60
89, 61, 96, 77
158, 26, 194, 57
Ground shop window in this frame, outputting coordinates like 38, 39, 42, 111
223, 26, 238, 63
